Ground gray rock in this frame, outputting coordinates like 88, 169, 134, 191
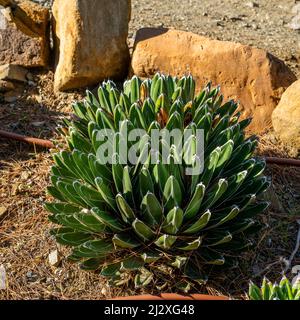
26, 271, 38, 282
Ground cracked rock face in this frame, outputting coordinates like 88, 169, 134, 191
0, 0, 50, 67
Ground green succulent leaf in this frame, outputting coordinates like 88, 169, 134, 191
152, 160, 169, 193
162, 207, 184, 235
178, 237, 202, 251
163, 176, 183, 211
155, 234, 177, 250
184, 183, 206, 220
95, 177, 116, 211
206, 206, 240, 230
55, 231, 92, 247
91, 207, 124, 232
248, 277, 300, 300
171, 256, 188, 269
101, 263, 121, 277
139, 166, 154, 198
122, 166, 133, 203
80, 257, 104, 271
44, 202, 81, 215
141, 192, 163, 226
249, 282, 263, 300
121, 257, 144, 271
135, 269, 154, 288
201, 178, 228, 210
183, 210, 211, 234
132, 219, 156, 242
141, 252, 162, 263
116, 194, 135, 224
113, 233, 140, 249
206, 231, 233, 247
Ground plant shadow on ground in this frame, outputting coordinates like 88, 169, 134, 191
0, 69, 300, 299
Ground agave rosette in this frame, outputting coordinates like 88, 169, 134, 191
46, 73, 269, 287
249, 277, 300, 300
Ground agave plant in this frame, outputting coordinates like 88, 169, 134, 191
46, 73, 269, 289
249, 277, 300, 300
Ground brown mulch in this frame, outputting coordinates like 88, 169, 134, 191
0, 136, 299, 300
0, 71, 300, 299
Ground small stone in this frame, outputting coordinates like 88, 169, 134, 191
0, 265, 6, 290
46, 277, 52, 284
288, 14, 300, 30
246, 2, 259, 8
0, 64, 28, 82
32, 121, 45, 127
26, 271, 38, 282
26, 72, 34, 81
11, 183, 19, 195
101, 287, 107, 295
20, 171, 29, 180
28, 80, 37, 87
48, 250, 60, 267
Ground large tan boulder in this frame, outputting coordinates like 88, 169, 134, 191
0, 0, 50, 67
131, 28, 296, 133
52, 0, 131, 92
272, 80, 300, 150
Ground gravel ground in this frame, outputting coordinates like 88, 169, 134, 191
129, 0, 299, 75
